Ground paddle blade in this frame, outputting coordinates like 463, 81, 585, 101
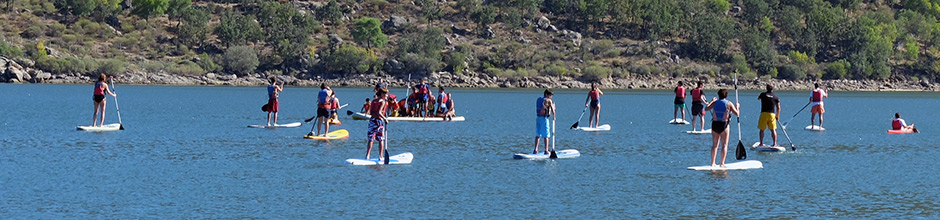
735, 141, 747, 160
570, 122, 579, 130
913, 128, 920, 133
790, 144, 796, 151
346, 110, 354, 116
549, 150, 558, 159
304, 117, 314, 123
383, 149, 390, 165
119, 124, 125, 130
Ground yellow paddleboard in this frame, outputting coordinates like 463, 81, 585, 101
304, 129, 349, 140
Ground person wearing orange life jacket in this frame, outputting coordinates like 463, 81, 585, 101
310, 83, 332, 136
690, 81, 707, 131
328, 90, 340, 122
674, 81, 687, 122
533, 89, 556, 155
91, 73, 117, 127
387, 95, 400, 117
809, 83, 829, 128
414, 79, 431, 117
892, 113, 915, 131
705, 89, 740, 168
265, 77, 284, 126
365, 88, 389, 160
584, 83, 604, 128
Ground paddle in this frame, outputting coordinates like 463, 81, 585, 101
109, 77, 124, 130
383, 118, 390, 164
549, 118, 557, 159
570, 107, 587, 129
734, 71, 746, 161
781, 102, 811, 128
305, 104, 348, 122
777, 121, 796, 151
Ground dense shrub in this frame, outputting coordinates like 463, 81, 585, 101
98, 58, 127, 74
628, 64, 652, 76
221, 46, 259, 75
543, 63, 568, 77
215, 10, 263, 47
778, 64, 806, 80
351, 17, 388, 48
823, 60, 849, 79
0, 40, 24, 58
195, 53, 221, 73
400, 52, 443, 75
581, 64, 611, 82
444, 51, 468, 75
324, 44, 375, 74
166, 60, 205, 75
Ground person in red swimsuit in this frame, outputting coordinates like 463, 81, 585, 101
92, 73, 117, 127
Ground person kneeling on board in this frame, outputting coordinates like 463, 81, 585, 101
365, 88, 389, 160
705, 89, 740, 167
892, 113, 915, 131
757, 84, 780, 147
533, 89, 556, 155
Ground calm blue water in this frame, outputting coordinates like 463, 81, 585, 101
1, 84, 939, 218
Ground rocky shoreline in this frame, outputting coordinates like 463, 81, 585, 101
3, 56, 938, 91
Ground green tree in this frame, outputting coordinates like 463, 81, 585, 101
641, 0, 682, 40
741, 30, 776, 75
316, 0, 342, 25
258, 2, 320, 66
581, 0, 610, 28
776, 6, 804, 41
742, 0, 770, 24
166, 0, 192, 26
324, 44, 376, 74
132, 0, 169, 19
177, 8, 209, 47
222, 46, 259, 75
417, 0, 443, 22
396, 26, 446, 74
470, 5, 496, 31
215, 11, 264, 47
351, 17, 388, 49
687, 13, 734, 61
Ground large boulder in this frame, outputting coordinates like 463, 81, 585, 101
566, 30, 582, 47
5, 61, 30, 82
29, 69, 52, 83
383, 15, 409, 33
537, 16, 551, 29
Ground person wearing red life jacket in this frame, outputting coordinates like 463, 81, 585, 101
584, 83, 604, 128
361, 98, 371, 114
892, 113, 915, 131
365, 88, 389, 160
91, 73, 117, 127
674, 81, 687, 122
690, 81, 707, 131
328, 91, 340, 123
414, 79, 431, 117
310, 83, 332, 136
809, 83, 828, 128
436, 87, 449, 116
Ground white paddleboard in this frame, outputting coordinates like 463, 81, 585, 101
751, 142, 786, 152
351, 112, 465, 122
686, 129, 712, 134
347, 152, 414, 165
575, 124, 611, 131
668, 118, 690, 125
687, 160, 763, 171
513, 149, 580, 159
248, 122, 302, 128
77, 123, 122, 132
804, 125, 826, 131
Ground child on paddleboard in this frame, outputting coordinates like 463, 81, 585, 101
585, 83, 604, 128
705, 89, 740, 167
757, 84, 780, 146
691, 81, 706, 131
810, 83, 828, 128
265, 77, 283, 126
674, 81, 687, 122
533, 89, 556, 154
92, 73, 117, 127
361, 98, 371, 114
365, 88, 389, 160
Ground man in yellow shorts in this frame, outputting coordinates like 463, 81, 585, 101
757, 84, 780, 146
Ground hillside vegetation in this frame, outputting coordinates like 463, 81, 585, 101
2, 0, 940, 83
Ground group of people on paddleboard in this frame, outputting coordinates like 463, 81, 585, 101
361, 79, 457, 121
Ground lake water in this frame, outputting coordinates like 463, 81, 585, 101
1, 84, 939, 218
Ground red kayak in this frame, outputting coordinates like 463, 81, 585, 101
887, 129, 917, 134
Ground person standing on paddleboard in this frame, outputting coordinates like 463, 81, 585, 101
674, 81, 687, 122
810, 83, 828, 128
892, 113, 915, 131
691, 81, 707, 131
585, 83, 604, 128
705, 89, 740, 167
757, 84, 781, 147
91, 73, 117, 127
265, 77, 283, 126
312, 84, 332, 136
533, 89, 556, 154
365, 88, 389, 160
414, 79, 431, 117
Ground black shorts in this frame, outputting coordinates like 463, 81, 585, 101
712, 121, 728, 133
93, 94, 105, 103
590, 100, 600, 108
674, 97, 685, 105
691, 102, 705, 116
317, 108, 329, 118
